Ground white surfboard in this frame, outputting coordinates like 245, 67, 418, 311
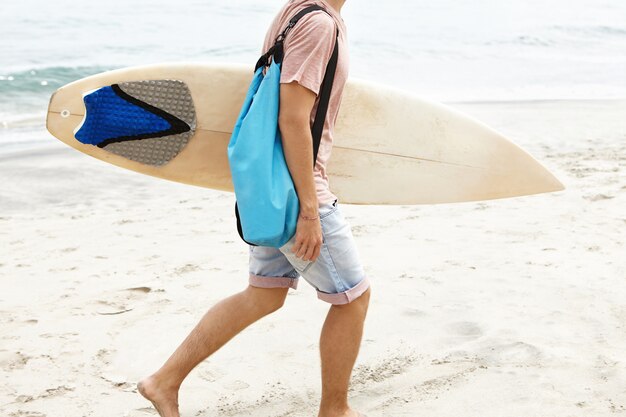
46, 62, 564, 204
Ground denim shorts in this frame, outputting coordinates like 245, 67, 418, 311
248, 199, 370, 304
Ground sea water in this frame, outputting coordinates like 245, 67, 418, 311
1, 0, 625, 153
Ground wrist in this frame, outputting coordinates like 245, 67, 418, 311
299, 212, 319, 221
299, 201, 318, 218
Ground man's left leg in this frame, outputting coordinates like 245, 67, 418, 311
137, 285, 289, 417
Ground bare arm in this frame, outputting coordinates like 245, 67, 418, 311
279, 81, 318, 217
278, 81, 323, 262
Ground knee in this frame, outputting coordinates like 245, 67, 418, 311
245, 286, 288, 314
263, 294, 287, 313
334, 285, 371, 309
356, 286, 371, 307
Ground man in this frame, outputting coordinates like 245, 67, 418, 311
138, 1, 371, 416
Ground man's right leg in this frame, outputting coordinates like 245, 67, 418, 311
289, 200, 371, 417
137, 285, 289, 417
318, 287, 371, 417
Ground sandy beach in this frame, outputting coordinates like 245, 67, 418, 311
1, 100, 624, 417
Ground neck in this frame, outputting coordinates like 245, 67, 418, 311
322, 0, 345, 14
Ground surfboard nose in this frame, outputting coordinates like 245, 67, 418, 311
532, 160, 565, 193
480, 129, 566, 199
45, 89, 58, 134
552, 176, 565, 192
536, 169, 565, 193
446, 132, 567, 202
498, 149, 566, 197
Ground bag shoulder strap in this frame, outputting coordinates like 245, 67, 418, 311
255, 4, 340, 168
311, 27, 339, 168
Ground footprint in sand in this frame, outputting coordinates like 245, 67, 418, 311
351, 352, 420, 386
477, 341, 543, 367
0, 350, 32, 371
593, 354, 620, 381
172, 263, 200, 276
197, 366, 227, 383
101, 371, 132, 389
95, 348, 115, 365
38, 385, 76, 399
224, 380, 250, 391
9, 412, 47, 417
445, 321, 484, 340
92, 287, 153, 315
584, 193, 615, 201
402, 307, 427, 318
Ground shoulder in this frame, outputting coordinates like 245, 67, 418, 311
292, 10, 335, 35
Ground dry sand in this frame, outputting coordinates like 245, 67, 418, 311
1, 100, 624, 417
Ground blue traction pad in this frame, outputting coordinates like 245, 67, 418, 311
75, 85, 173, 146
72, 80, 196, 166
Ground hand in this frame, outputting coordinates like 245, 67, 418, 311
292, 215, 323, 262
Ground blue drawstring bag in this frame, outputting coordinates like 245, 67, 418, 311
228, 4, 339, 248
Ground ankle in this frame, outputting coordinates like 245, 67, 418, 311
146, 371, 182, 392
318, 403, 351, 417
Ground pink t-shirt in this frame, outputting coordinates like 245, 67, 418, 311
262, 0, 350, 205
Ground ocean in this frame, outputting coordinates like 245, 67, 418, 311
1, 0, 625, 153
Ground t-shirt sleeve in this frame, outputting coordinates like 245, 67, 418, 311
280, 12, 336, 96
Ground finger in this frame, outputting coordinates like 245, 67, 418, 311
303, 244, 315, 262
296, 241, 308, 258
291, 237, 302, 254
310, 245, 321, 262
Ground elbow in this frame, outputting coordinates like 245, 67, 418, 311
277, 113, 289, 132
278, 111, 309, 134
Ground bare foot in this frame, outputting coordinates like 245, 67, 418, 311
319, 409, 367, 417
137, 374, 181, 417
